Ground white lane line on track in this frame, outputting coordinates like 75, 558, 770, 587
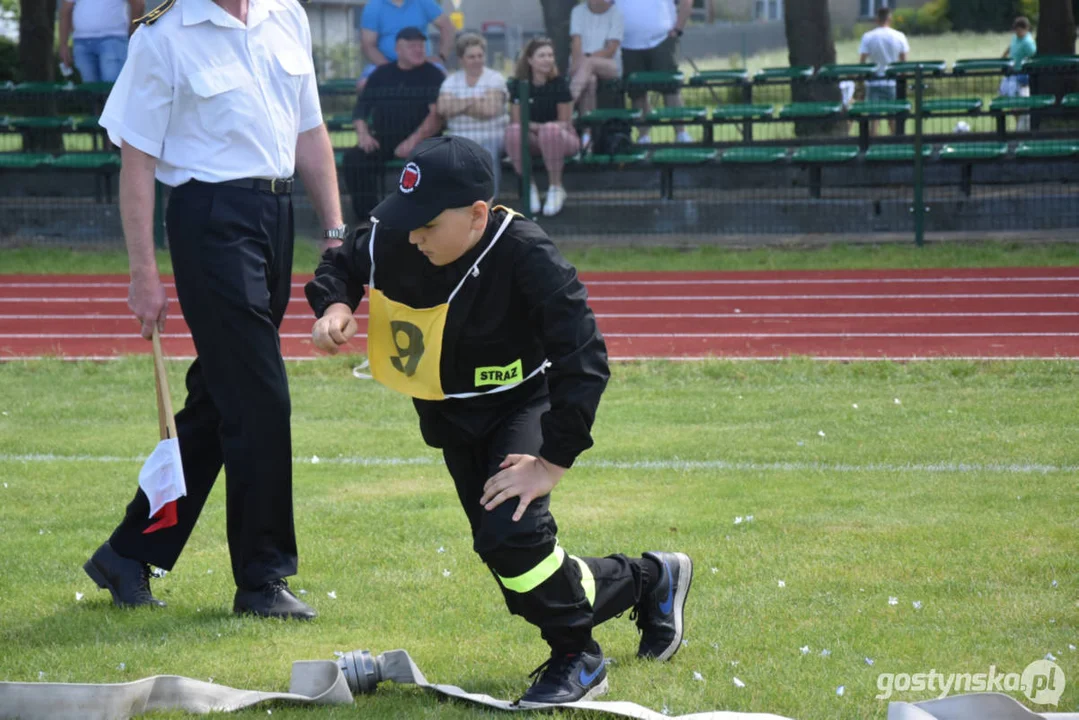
3, 333, 1078, 342
2, 355, 1078, 362
3, 312, 1079, 321
0, 453, 1074, 475
3, 275, 1079, 289
4, 293, 1079, 303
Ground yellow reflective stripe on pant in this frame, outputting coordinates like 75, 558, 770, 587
496, 545, 595, 608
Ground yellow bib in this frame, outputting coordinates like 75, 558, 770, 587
366, 211, 545, 401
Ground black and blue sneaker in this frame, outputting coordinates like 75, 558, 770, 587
634, 551, 693, 661
517, 647, 608, 706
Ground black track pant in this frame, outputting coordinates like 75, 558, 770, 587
109, 180, 298, 591
442, 396, 645, 653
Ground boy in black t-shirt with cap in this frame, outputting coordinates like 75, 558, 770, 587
306, 135, 693, 706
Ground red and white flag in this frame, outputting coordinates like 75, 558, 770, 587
139, 437, 185, 534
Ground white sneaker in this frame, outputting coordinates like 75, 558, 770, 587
529, 183, 541, 213
637, 133, 652, 145
676, 130, 694, 143
542, 186, 567, 216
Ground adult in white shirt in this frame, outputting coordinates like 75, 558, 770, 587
859, 6, 910, 135
437, 33, 509, 196
58, 0, 145, 83
84, 0, 344, 621
569, 0, 623, 123
618, 0, 693, 144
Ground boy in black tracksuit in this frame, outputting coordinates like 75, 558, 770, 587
305, 136, 692, 705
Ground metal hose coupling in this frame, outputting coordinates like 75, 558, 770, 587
336, 650, 383, 694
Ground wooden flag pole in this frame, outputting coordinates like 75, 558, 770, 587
151, 328, 178, 441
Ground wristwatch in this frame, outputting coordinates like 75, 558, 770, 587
324, 224, 349, 241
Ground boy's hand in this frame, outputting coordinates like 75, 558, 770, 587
481, 454, 567, 522
311, 303, 358, 354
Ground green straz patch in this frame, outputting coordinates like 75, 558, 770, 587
474, 359, 523, 387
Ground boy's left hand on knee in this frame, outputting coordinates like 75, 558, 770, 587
481, 454, 567, 522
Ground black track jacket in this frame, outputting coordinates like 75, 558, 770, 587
304, 207, 610, 469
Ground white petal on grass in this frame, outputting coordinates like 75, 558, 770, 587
711, 567, 718, 574
681, 639, 689, 647
852, 404, 858, 409
117, 663, 126, 671
778, 580, 786, 588
865, 657, 875, 666
820, 649, 831, 658
1046, 652, 1057, 661
797, 441, 805, 447
746, 515, 754, 522
38, 672, 45, 680
206, 569, 213, 575
836, 685, 845, 697
913, 601, 923, 610
800, 646, 810, 655
75, 592, 84, 601
442, 569, 451, 578
2, 483, 7, 488
734, 516, 743, 525
693, 671, 704, 682
333, 651, 345, 658
299, 589, 307, 595
327, 591, 337, 599
1052, 579, 1058, 588
888, 596, 898, 606
1068, 644, 1076, 652
437, 546, 445, 553
732, 677, 745, 688
894, 398, 901, 404
311, 456, 320, 465
818, 430, 826, 437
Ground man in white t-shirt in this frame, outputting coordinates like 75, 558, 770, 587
859, 6, 910, 134
58, 0, 144, 83
569, 0, 624, 131
618, 0, 693, 144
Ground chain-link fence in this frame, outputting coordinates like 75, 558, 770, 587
1, 56, 1078, 245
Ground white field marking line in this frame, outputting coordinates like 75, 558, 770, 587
0, 452, 1075, 475
3, 275, 1079, 289
3, 355, 1078, 362
5, 293, 1079, 304
4, 312, 1079, 321
6, 332, 1079, 340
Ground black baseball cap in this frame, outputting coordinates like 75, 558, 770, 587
395, 26, 427, 41
371, 136, 496, 231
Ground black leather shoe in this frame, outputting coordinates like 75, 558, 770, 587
233, 579, 317, 620
634, 551, 693, 661
83, 542, 167, 608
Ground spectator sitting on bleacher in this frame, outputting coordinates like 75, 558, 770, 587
505, 38, 581, 218
859, 7, 910, 135
359, 0, 456, 90
58, 0, 144, 83
618, 0, 693, 144
438, 33, 510, 198
569, 0, 624, 148
345, 27, 446, 223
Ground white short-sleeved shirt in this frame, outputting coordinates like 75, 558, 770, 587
859, 26, 910, 85
66, 0, 131, 39
439, 67, 508, 139
570, 3, 624, 73
100, 0, 323, 187
617, 0, 675, 51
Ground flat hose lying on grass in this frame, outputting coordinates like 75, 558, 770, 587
0, 648, 1075, 720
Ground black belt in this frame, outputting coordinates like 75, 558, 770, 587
196, 177, 294, 195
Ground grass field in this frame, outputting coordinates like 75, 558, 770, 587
0, 358, 1076, 719
2, 240, 1079, 275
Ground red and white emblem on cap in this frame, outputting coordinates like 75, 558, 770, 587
399, 162, 421, 193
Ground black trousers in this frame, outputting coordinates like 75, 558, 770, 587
442, 396, 644, 653
343, 140, 404, 224
109, 181, 298, 591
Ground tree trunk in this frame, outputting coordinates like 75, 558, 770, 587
18, 0, 55, 82
539, 0, 577, 79
784, 0, 844, 137
1035, 0, 1078, 99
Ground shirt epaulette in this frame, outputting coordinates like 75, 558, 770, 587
133, 0, 176, 26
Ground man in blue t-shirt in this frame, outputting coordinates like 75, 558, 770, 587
360, 0, 456, 86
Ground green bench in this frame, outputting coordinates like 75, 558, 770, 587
626, 71, 684, 95
792, 144, 860, 199
711, 104, 775, 142
579, 150, 648, 165
689, 69, 749, 86
922, 98, 983, 115
864, 144, 933, 162
817, 63, 877, 80
939, 142, 1009, 196
1014, 140, 1079, 159
721, 146, 787, 164
989, 95, 1056, 112
952, 58, 1015, 75
1020, 55, 1079, 72
754, 66, 814, 83
652, 148, 718, 199
1062, 93, 1079, 109
779, 102, 844, 120
0, 152, 54, 169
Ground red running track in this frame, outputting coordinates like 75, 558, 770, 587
2, 267, 1079, 360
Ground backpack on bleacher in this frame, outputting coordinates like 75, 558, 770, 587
593, 118, 635, 157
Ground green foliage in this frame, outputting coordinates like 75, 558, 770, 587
948, 0, 1035, 32
892, 0, 953, 35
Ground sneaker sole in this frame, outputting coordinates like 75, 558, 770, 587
516, 677, 609, 708
652, 552, 694, 662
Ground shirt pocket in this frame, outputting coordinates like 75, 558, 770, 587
275, 48, 314, 100
188, 63, 253, 131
